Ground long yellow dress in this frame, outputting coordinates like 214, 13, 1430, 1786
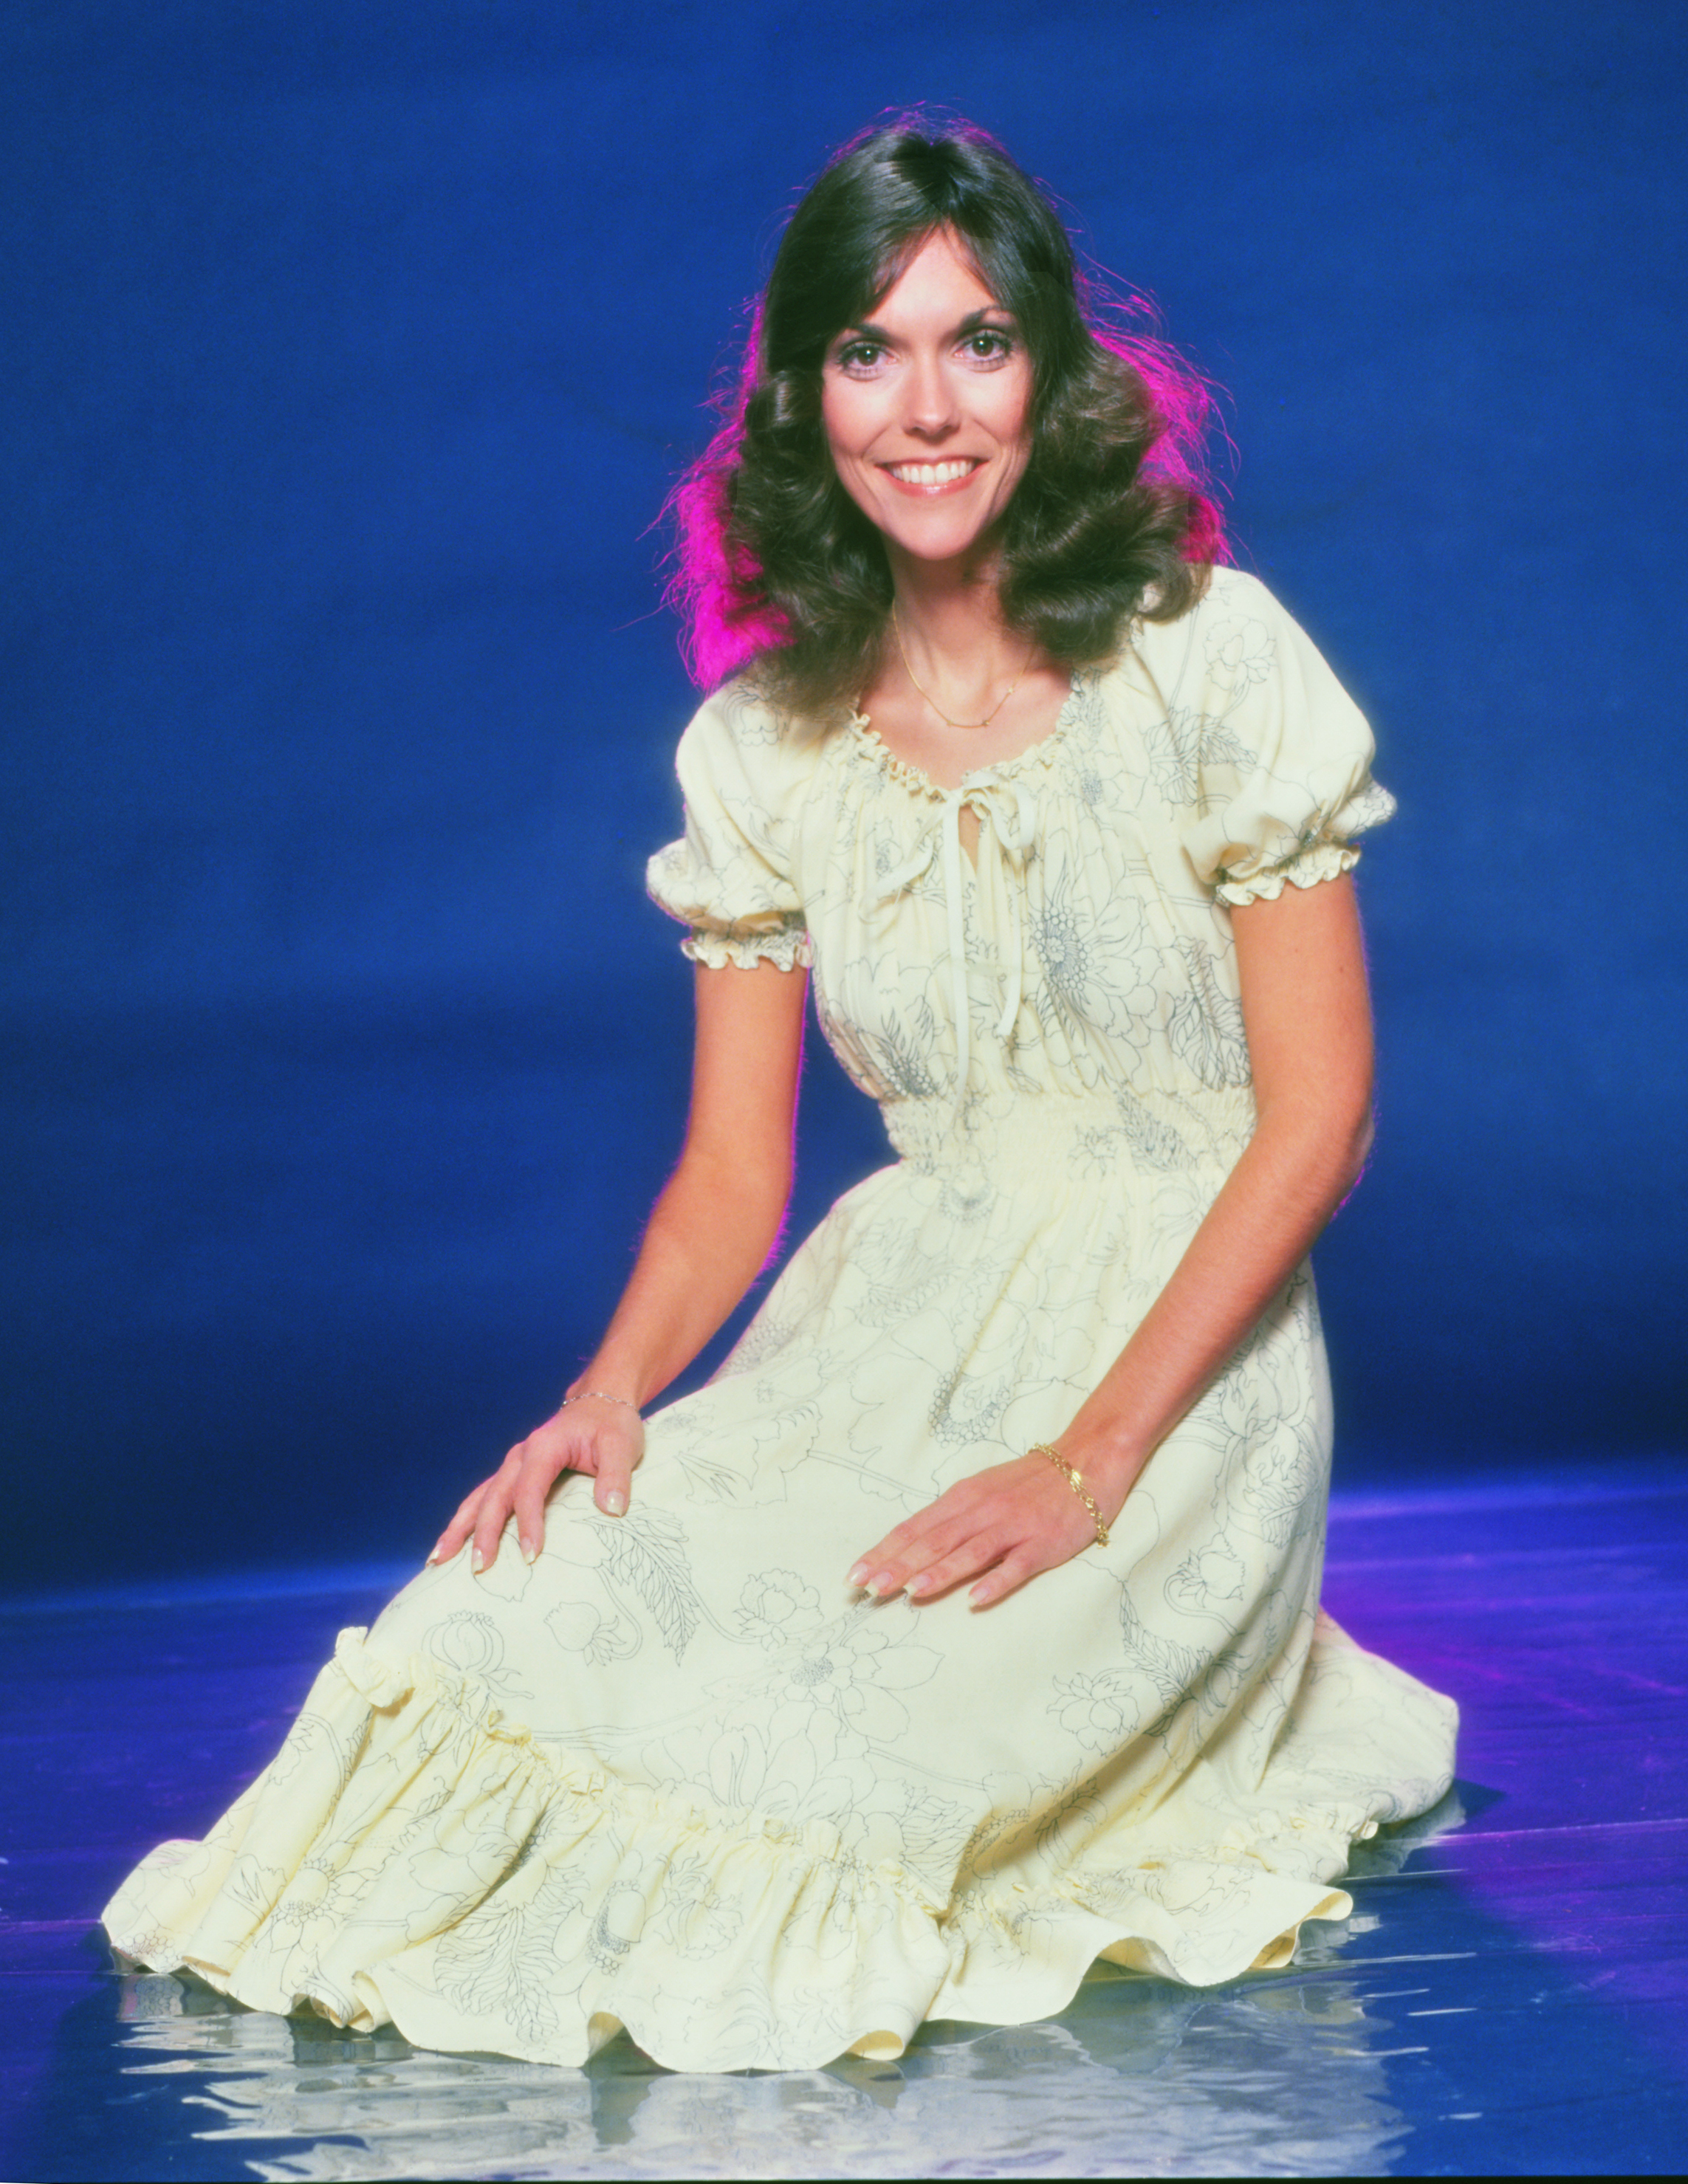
103, 567, 1458, 2072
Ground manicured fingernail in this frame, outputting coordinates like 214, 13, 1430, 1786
869, 1571, 897, 1598
907, 1573, 931, 1596
846, 1562, 871, 1588
471, 1547, 486, 1574
519, 1536, 536, 1565
602, 1491, 626, 1517
425, 1548, 441, 1565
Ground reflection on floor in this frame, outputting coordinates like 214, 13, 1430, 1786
3, 1463, 1685, 2180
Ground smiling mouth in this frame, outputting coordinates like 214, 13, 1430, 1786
882, 459, 983, 492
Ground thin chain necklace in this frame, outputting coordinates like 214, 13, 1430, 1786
892, 610, 1035, 732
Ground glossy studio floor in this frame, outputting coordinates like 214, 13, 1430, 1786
1, 1461, 1684, 2181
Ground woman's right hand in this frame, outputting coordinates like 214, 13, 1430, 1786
427, 1397, 645, 1574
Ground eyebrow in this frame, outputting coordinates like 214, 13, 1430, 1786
836, 306, 1017, 346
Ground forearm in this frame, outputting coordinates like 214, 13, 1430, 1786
574, 1146, 790, 1408
439, 960, 804, 1564
569, 958, 807, 1411
1063, 1100, 1371, 1499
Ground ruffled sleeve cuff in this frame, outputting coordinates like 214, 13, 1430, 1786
679, 918, 812, 972
1212, 780, 1397, 905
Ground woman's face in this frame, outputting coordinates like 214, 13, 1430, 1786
820, 228, 1033, 571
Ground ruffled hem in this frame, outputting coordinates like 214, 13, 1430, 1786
101, 1628, 1448, 2075
680, 921, 812, 972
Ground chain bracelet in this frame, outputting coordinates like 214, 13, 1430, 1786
1027, 1442, 1110, 1548
561, 1389, 642, 1415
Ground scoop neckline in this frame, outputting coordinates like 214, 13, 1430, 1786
847, 670, 1083, 800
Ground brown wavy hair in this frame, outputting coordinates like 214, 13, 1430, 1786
668, 119, 1224, 717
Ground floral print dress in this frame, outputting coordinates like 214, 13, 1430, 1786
103, 567, 1458, 2073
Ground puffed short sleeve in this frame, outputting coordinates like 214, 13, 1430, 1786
645, 682, 812, 971
1175, 571, 1396, 905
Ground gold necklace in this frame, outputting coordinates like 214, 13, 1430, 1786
892, 611, 1035, 732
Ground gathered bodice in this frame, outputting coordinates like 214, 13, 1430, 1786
647, 568, 1393, 1178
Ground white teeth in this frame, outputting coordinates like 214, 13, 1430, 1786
888, 460, 976, 485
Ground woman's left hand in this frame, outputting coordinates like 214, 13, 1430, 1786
845, 1449, 1125, 1608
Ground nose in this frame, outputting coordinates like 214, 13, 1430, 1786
900, 349, 961, 440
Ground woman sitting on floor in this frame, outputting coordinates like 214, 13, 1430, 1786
105, 117, 1457, 2073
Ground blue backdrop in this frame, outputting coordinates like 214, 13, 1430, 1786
3, 0, 1683, 1593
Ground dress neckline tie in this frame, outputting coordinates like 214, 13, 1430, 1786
871, 780, 1039, 1105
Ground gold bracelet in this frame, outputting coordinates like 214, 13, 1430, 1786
1028, 1442, 1110, 1548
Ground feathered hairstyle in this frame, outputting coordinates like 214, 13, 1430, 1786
668, 119, 1224, 716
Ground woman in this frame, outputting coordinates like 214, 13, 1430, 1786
105, 121, 1457, 2073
